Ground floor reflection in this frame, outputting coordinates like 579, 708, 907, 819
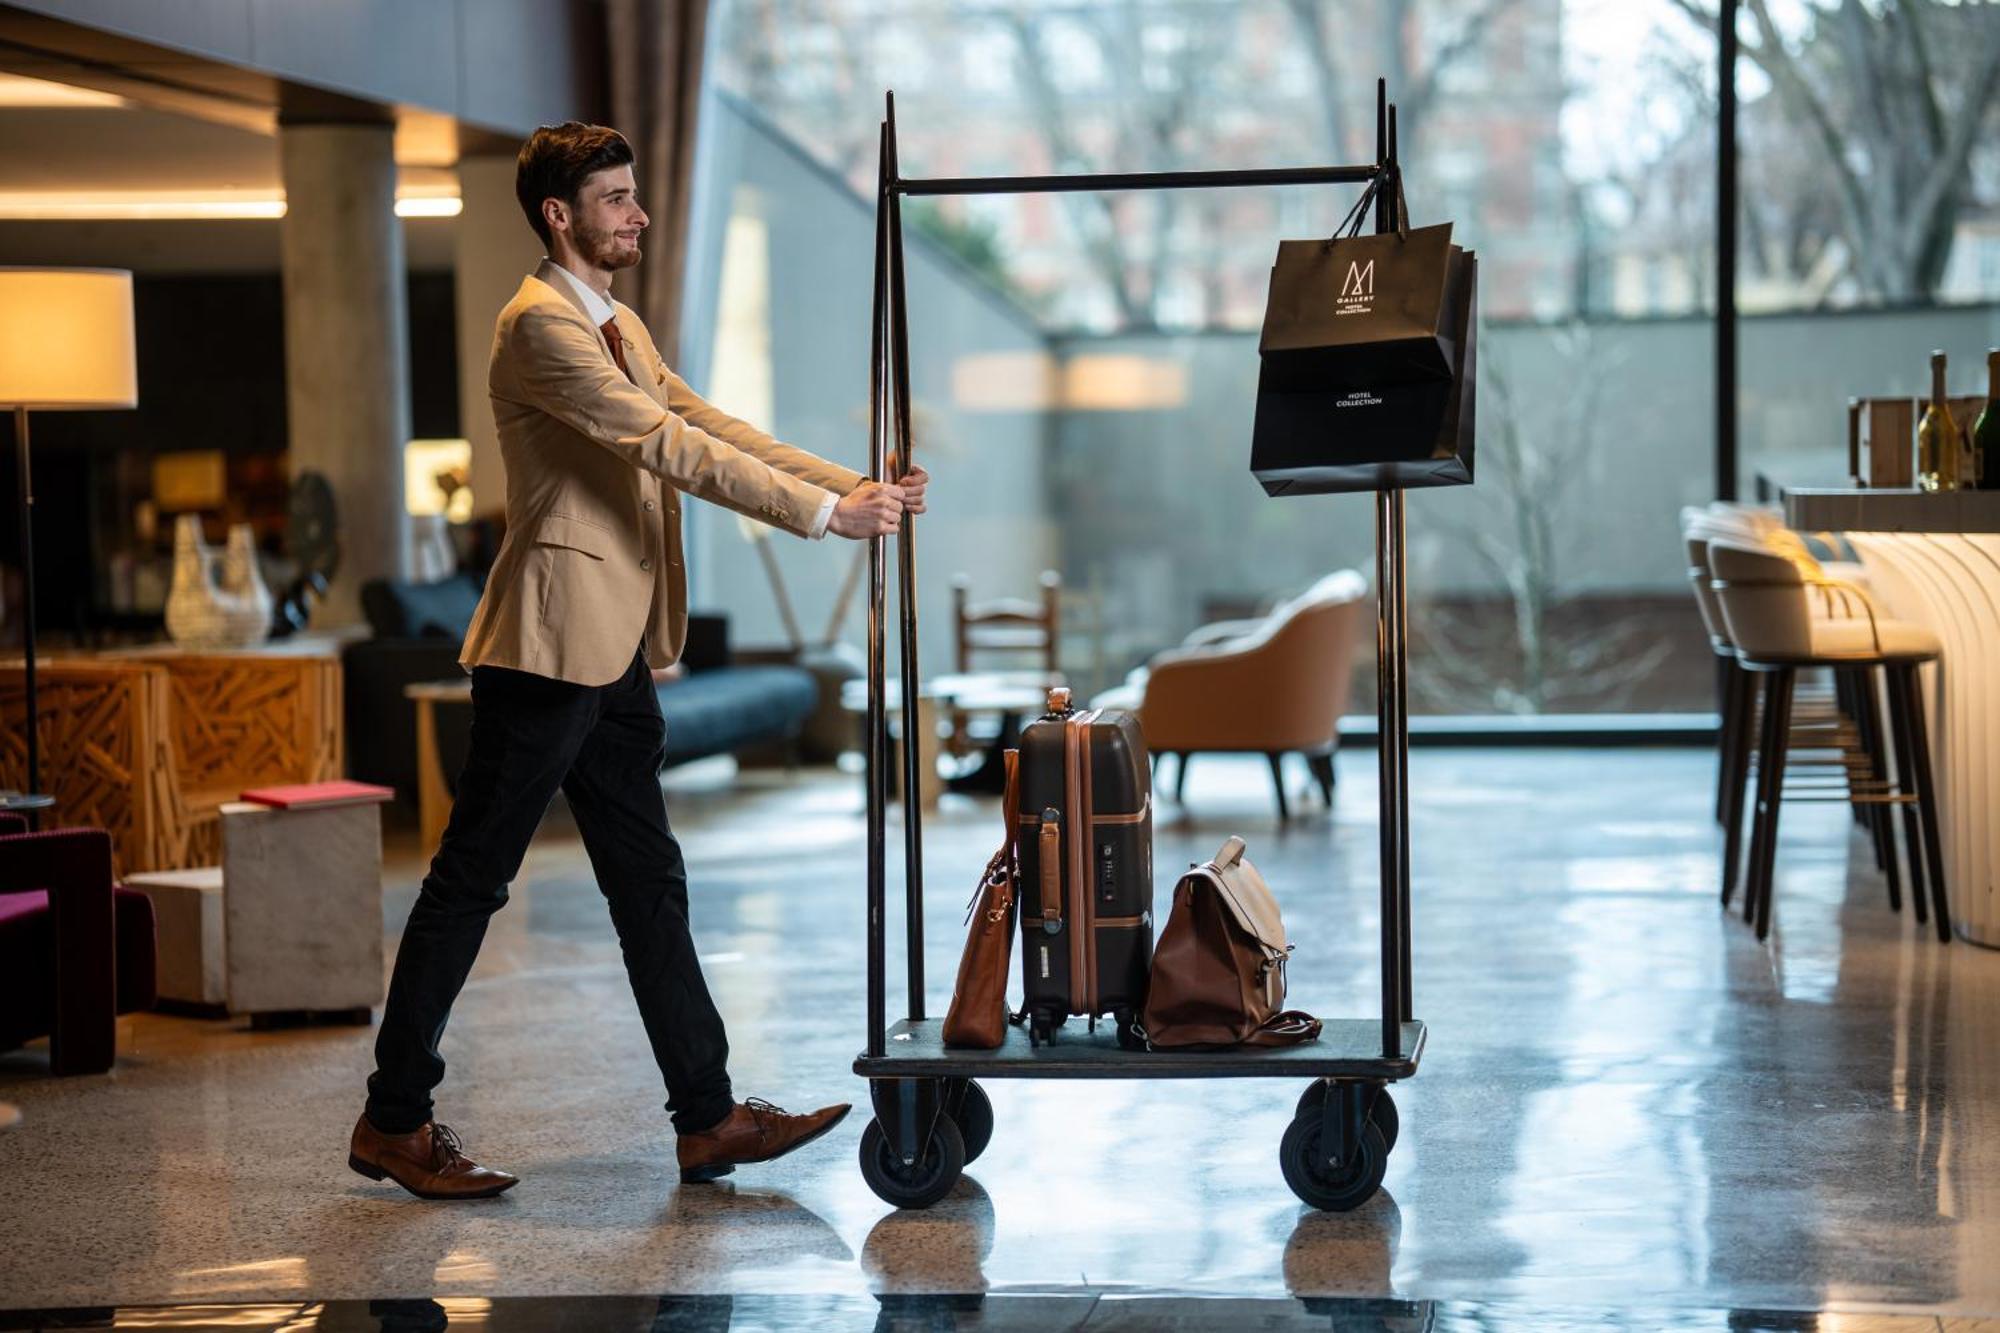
1283, 1191, 1401, 1300
4, 1294, 1973, 1330
860, 1177, 995, 1294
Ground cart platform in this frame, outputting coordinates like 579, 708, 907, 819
855, 1018, 1425, 1081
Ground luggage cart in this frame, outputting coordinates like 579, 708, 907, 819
854, 81, 1428, 1212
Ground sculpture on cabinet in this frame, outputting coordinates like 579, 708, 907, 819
165, 516, 272, 650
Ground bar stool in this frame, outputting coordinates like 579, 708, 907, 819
1707, 539, 1951, 943
1683, 521, 1890, 888
1682, 529, 1753, 826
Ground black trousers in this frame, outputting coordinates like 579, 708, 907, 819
365, 650, 734, 1136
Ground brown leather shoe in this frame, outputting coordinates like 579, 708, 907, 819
349, 1116, 519, 1200
676, 1097, 852, 1184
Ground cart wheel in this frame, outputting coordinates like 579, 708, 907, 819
859, 1115, 966, 1210
1280, 1114, 1387, 1213
948, 1080, 995, 1165
1114, 1009, 1146, 1051
1296, 1081, 1399, 1155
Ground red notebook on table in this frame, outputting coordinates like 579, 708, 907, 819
239, 780, 394, 810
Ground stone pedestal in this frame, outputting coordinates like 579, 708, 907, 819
122, 866, 226, 1010
219, 799, 386, 1018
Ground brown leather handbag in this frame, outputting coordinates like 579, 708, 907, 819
943, 750, 1022, 1048
1141, 835, 1321, 1049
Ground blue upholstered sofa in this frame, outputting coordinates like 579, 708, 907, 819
342, 574, 817, 811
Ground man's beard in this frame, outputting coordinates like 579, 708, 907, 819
574, 213, 642, 271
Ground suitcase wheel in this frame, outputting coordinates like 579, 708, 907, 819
859, 1114, 965, 1210
1029, 1013, 1057, 1046
1114, 1009, 1145, 1051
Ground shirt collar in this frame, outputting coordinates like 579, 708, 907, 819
545, 259, 618, 328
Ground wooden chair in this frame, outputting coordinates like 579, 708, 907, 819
953, 570, 1062, 676
949, 571, 1063, 757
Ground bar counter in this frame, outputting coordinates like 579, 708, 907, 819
1784, 487, 2000, 946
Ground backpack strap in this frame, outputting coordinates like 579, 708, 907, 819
1240, 1010, 1322, 1047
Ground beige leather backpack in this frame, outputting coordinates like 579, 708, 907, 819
1141, 835, 1321, 1049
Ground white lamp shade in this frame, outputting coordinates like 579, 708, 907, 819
0, 267, 138, 408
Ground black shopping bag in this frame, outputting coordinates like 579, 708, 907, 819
1250, 195, 1478, 495
1259, 222, 1460, 386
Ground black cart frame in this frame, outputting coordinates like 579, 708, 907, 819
853, 81, 1426, 1213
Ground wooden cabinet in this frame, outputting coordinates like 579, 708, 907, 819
0, 650, 341, 873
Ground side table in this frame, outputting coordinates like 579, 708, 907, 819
404, 679, 472, 851
0, 791, 54, 831
220, 794, 389, 1026
837, 680, 942, 809
121, 866, 227, 1013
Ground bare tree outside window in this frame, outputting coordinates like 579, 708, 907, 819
1669, 0, 2000, 306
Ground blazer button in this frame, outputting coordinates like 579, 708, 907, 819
644, 499, 656, 512
640, 558, 652, 571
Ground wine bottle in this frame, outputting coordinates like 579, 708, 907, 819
1916, 349, 1964, 492
1972, 348, 2000, 490
1847, 397, 1863, 487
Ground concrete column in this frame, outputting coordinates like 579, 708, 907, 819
278, 121, 412, 627
453, 153, 542, 513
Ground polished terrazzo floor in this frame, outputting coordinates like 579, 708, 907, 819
2, 749, 1997, 1323
8, 1294, 2000, 1330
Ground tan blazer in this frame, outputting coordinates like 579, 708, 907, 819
460, 260, 866, 685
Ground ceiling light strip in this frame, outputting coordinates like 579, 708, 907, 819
0, 195, 462, 220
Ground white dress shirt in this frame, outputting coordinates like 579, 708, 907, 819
545, 260, 835, 539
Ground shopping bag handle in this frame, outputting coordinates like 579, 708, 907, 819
1325, 165, 1409, 248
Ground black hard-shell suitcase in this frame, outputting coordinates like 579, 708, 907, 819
1015, 687, 1153, 1047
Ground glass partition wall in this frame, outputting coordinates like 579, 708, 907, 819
684, 0, 1740, 719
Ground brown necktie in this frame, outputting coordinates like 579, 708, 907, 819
600, 317, 631, 380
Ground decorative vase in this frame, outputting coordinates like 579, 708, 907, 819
164, 515, 272, 650
218, 524, 273, 645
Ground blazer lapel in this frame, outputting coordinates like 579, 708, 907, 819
532, 259, 635, 386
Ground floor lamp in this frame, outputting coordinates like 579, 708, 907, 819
0, 269, 139, 803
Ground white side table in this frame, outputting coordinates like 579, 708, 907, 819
220, 797, 388, 1026
121, 866, 227, 1012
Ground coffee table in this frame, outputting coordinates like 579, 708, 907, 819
840, 671, 1061, 797
0, 791, 53, 831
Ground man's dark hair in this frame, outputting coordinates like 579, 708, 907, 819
515, 122, 635, 248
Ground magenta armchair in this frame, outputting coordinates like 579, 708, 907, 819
0, 816, 157, 1075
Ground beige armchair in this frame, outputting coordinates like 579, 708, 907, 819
1092, 571, 1368, 819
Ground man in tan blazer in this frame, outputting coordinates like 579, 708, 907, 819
351, 122, 925, 1200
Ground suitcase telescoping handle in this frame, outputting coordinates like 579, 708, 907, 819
1047, 686, 1073, 716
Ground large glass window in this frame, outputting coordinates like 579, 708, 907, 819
1728, 0, 2000, 496
689, 1, 1722, 715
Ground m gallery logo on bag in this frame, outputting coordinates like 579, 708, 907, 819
1336, 258, 1375, 315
